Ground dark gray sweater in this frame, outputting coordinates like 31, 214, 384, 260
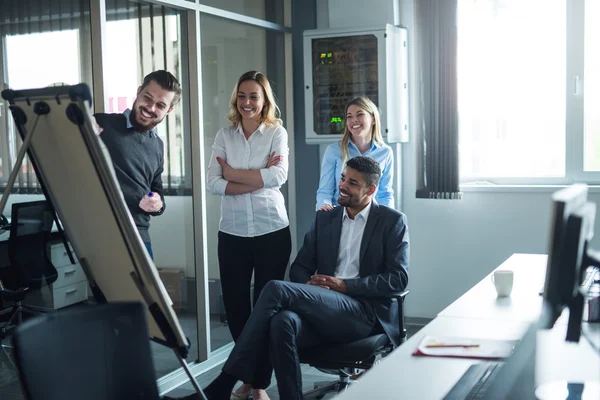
95, 111, 165, 242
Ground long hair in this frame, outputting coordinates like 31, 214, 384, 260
227, 70, 281, 127
340, 97, 383, 166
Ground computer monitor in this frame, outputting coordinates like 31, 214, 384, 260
472, 185, 600, 399
541, 184, 600, 342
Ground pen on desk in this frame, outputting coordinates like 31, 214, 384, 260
425, 343, 480, 348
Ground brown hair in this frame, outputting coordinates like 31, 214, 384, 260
141, 70, 182, 108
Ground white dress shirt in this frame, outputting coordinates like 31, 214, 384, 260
206, 122, 289, 237
335, 201, 372, 279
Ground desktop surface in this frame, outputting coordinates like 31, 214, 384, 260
334, 254, 600, 400
438, 254, 547, 322
334, 317, 531, 400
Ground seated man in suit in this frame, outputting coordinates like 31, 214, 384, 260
202, 155, 409, 400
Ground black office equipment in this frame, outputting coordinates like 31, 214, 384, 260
541, 184, 600, 342
298, 291, 409, 399
443, 184, 600, 400
0, 200, 57, 337
0, 84, 205, 399
12, 302, 160, 400
442, 361, 503, 400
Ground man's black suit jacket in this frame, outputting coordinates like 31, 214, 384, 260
289, 201, 409, 347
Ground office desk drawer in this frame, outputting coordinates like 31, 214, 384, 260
53, 281, 88, 309
53, 263, 86, 289
50, 243, 77, 267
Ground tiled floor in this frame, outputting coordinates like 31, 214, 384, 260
0, 320, 426, 400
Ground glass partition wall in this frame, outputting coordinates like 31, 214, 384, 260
0, 0, 291, 391
102, 1, 199, 379
201, 14, 289, 353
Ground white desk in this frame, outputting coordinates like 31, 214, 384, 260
438, 253, 547, 322
334, 254, 600, 400
334, 317, 531, 400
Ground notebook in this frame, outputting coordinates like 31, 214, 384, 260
412, 335, 517, 360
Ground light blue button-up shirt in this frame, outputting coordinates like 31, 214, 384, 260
316, 140, 395, 210
122, 109, 158, 137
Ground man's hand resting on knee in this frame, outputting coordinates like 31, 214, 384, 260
307, 274, 347, 293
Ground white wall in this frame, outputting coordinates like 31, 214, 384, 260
321, 0, 600, 319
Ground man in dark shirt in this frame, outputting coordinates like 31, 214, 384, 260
95, 70, 181, 258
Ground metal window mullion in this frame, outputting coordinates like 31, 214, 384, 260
160, 7, 173, 191
183, 8, 210, 363
136, 3, 144, 79
0, 32, 11, 189
566, 0, 585, 183
90, 0, 108, 114
140, 0, 289, 32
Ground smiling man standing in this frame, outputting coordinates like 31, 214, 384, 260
95, 70, 182, 259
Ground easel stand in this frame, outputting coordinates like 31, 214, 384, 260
0, 105, 43, 217
131, 271, 207, 400
1, 89, 207, 400
0, 103, 75, 265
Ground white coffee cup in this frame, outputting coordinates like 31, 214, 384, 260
491, 270, 514, 297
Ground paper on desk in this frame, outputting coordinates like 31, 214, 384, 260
412, 335, 517, 360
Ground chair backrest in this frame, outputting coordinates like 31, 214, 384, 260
12, 302, 160, 400
8, 200, 57, 289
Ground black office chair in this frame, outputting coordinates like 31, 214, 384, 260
12, 301, 161, 400
298, 291, 409, 399
0, 200, 58, 337
0, 213, 8, 231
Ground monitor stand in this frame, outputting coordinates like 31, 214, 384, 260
535, 381, 600, 400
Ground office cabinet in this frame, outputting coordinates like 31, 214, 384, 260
25, 242, 88, 309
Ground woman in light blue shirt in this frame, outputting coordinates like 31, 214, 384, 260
316, 96, 394, 211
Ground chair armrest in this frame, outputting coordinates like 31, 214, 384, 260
0, 280, 28, 295
391, 290, 409, 301
391, 290, 409, 345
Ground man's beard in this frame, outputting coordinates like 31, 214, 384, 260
130, 105, 162, 133
338, 191, 355, 207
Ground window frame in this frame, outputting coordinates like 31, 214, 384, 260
458, 0, 600, 186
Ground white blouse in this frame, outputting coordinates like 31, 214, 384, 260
206, 123, 289, 237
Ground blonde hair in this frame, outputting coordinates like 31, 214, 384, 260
340, 97, 383, 166
227, 70, 281, 127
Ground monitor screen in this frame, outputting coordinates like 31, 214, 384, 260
541, 184, 589, 327
540, 183, 600, 344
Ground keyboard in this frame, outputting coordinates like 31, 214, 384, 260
443, 361, 503, 400
582, 267, 599, 294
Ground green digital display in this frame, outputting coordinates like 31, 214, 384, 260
312, 34, 379, 135
319, 52, 334, 65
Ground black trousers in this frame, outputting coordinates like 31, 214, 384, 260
223, 280, 379, 400
218, 226, 291, 341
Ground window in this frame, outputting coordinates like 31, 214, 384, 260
103, 3, 185, 194
584, 0, 600, 172
457, 0, 598, 184
0, 0, 91, 193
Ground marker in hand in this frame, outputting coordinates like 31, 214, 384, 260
139, 191, 162, 212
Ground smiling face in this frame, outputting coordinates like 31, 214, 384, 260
346, 104, 375, 142
130, 80, 175, 132
236, 80, 266, 123
338, 166, 376, 211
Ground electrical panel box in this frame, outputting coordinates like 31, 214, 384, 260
303, 24, 409, 145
